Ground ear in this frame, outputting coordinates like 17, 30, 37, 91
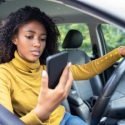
11, 35, 18, 45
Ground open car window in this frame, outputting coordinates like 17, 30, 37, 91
100, 24, 125, 52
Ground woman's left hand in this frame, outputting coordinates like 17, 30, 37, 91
119, 46, 125, 57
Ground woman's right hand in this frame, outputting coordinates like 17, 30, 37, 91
34, 63, 73, 122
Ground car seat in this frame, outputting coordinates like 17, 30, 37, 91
62, 29, 103, 120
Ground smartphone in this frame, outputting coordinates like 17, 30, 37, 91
46, 52, 68, 89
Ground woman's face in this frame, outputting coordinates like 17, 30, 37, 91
12, 20, 47, 63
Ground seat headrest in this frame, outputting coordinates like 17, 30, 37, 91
62, 29, 83, 48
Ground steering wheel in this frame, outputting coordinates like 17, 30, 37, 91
90, 58, 125, 125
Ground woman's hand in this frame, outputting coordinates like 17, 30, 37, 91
119, 46, 125, 57
34, 63, 73, 122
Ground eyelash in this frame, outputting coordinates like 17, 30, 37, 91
25, 36, 46, 42
26, 36, 33, 39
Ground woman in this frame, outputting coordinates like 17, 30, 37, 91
0, 6, 125, 125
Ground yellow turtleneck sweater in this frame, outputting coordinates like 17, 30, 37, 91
0, 48, 121, 125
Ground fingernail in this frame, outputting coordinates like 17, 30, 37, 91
42, 70, 47, 77
67, 62, 72, 67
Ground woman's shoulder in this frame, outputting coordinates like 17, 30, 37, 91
0, 62, 12, 73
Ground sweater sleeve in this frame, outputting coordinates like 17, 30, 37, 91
0, 67, 49, 125
70, 47, 122, 80
20, 110, 50, 125
0, 69, 13, 112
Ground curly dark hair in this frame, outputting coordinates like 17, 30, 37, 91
0, 6, 60, 64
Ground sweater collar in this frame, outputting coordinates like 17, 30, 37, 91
11, 51, 40, 72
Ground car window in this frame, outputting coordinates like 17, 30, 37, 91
101, 24, 125, 52
57, 23, 92, 56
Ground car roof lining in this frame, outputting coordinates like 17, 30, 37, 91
0, 0, 103, 24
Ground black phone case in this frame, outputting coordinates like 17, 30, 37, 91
46, 52, 68, 89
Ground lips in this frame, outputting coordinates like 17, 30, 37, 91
30, 50, 40, 56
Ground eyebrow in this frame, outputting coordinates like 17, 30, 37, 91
26, 30, 47, 36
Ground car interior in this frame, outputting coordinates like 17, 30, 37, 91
62, 29, 103, 116
0, 0, 125, 125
